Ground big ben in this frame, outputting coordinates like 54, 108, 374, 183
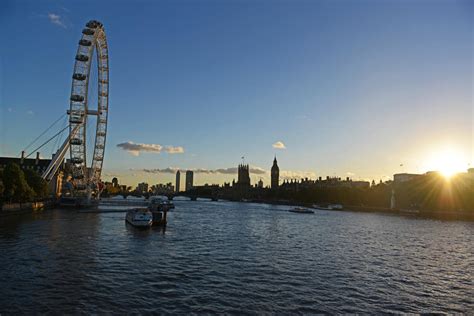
271, 156, 279, 189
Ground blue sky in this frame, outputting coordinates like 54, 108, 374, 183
0, 0, 472, 186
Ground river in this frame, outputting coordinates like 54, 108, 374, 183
0, 200, 472, 313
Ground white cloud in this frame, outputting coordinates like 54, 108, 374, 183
272, 141, 286, 149
7, 108, 12, 112
346, 172, 355, 176
280, 170, 316, 180
27, 110, 34, 115
142, 168, 178, 174
117, 141, 184, 156
48, 13, 66, 28
141, 166, 267, 175
117, 142, 162, 156
212, 166, 266, 175
249, 167, 266, 175
103, 173, 121, 178
164, 146, 184, 154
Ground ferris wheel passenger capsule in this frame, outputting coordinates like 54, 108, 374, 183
86, 20, 100, 28
82, 28, 95, 35
70, 138, 83, 145
71, 158, 84, 164
75, 54, 89, 62
73, 73, 86, 81
79, 39, 92, 46
70, 95, 84, 102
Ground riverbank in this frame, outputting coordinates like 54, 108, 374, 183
244, 198, 474, 221
0, 200, 56, 217
340, 205, 474, 221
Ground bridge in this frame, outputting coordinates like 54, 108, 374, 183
111, 190, 220, 201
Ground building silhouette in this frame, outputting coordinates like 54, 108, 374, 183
136, 182, 149, 194
0, 151, 54, 176
0, 151, 64, 197
237, 164, 251, 187
271, 156, 279, 189
185, 170, 194, 191
152, 182, 174, 195
175, 170, 181, 192
393, 173, 421, 183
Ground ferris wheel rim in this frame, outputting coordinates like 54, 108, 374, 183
68, 20, 109, 192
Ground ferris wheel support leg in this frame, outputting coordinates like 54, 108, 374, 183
42, 124, 82, 182
86, 188, 92, 204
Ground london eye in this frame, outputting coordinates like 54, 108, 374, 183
36, 20, 109, 201
68, 20, 109, 194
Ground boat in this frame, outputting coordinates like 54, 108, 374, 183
149, 198, 175, 212
148, 205, 168, 226
161, 200, 175, 210
125, 208, 153, 228
289, 207, 314, 214
148, 208, 167, 226
148, 198, 171, 226
400, 208, 420, 214
312, 203, 344, 211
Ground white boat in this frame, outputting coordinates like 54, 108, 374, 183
289, 207, 314, 214
312, 204, 344, 211
149, 198, 175, 212
400, 208, 420, 214
125, 208, 153, 228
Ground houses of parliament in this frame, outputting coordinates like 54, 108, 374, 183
234, 157, 280, 190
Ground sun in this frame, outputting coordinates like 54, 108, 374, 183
426, 148, 467, 178
439, 163, 460, 178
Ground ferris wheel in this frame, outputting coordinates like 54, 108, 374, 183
39, 20, 109, 197
68, 20, 109, 193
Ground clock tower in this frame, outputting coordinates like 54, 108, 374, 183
271, 156, 279, 189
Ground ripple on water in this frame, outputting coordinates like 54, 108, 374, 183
0, 201, 472, 314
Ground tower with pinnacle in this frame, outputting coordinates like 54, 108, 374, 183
271, 156, 279, 189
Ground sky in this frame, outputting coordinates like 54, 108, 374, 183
0, 0, 472, 187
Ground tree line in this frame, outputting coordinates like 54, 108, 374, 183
256, 173, 474, 213
0, 163, 50, 204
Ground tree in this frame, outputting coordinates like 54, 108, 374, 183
2, 163, 34, 203
0, 173, 4, 206
0, 169, 4, 195
24, 169, 49, 200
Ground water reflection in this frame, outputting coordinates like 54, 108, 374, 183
0, 201, 472, 314
124, 221, 166, 237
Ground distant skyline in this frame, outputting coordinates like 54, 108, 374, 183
0, 0, 472, 186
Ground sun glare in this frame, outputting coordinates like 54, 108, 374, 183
426, 148, 467, 178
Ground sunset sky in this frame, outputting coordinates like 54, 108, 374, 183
0, 0, 472, 186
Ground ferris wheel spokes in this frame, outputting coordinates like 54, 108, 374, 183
67, 20, 109, 198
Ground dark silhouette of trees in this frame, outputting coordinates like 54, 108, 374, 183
363, 182, 391, 207
24, 169, 49, 200
247, 174, 473, 213
1, 163, 34, 203
0, 171, 4, 207
395, 172, 474, 212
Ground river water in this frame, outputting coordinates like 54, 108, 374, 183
0, 200, 472, 314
